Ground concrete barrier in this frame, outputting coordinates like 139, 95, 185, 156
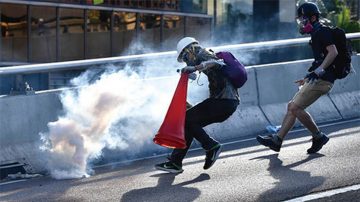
0, 90, 62, 172
209, 68, 270, 140
0, 91, 62, 144
255, 59, 345, 126
255, 61, 306, 126
328, 55, 360, 119
1, 55, 359, 173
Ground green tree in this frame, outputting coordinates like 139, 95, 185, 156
297, 0, 360, 52
330, 2, 360, 52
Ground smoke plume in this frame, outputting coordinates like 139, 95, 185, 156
40, 61, 206, 179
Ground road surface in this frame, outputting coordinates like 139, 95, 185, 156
1, 119, 359, 201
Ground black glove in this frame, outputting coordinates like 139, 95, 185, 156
308, 60, 323, 72
181, 66, 196, 74
305, 72, 319, 83
176, 69, 197, 80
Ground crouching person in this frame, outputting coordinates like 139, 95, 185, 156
155, 37, 239, 173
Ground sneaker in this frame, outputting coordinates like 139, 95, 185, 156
307, 134, 329, 154
155, 162, 183, 174
256, 134, 282, 152
203, 144, 222, 170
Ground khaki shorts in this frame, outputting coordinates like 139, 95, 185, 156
292, 79, 333, 109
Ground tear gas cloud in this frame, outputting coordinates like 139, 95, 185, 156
40, 51, 209, 179
39, 0, 304, 179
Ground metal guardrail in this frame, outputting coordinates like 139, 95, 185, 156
0, 32, 360, 75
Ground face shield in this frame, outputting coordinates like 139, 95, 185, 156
296, 16, 313, 35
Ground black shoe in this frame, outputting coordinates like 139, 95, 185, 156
256, 134, 282, 152
307, 134, 329, 154
155, 162, 183, 173
204, 144, 222, 170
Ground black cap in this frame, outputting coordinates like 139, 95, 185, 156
297, 2, 320, 18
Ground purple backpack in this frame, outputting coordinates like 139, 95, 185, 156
216, 51, 247, 88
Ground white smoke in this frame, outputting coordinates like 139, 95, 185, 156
40, 61, 206, 179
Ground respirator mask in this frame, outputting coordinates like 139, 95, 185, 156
181, 46, 198, 66
296, 16, 313, 35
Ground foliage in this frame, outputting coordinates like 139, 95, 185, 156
330, 2, 360, 52
297, 0, 360, 52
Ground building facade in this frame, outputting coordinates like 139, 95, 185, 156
0, 0, 359, 94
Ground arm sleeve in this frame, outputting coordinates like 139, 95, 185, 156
196, 49, 225, 71
197, 59, 226, 71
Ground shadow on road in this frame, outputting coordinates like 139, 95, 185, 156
121, 173, 210, 202
253, 154, 325, 202
180, 127, 360, 169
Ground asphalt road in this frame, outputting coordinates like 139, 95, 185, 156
1, 119, 359, 202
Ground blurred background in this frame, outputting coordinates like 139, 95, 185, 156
0, 0, 359, 94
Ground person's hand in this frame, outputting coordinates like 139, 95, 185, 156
305, 72, 319, 84
313, 68, 325, 77
181, 66, 196, 74
294, 79, 305, 86
308, 60, 322, 72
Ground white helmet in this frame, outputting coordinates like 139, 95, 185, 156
176, 37, 199, 62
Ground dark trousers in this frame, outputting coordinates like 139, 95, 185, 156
170, 98, 239, 166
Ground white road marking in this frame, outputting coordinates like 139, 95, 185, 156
285, 184, 360, 202
0, 179, 26, 186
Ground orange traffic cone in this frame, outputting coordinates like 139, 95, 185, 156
153, 73, 189, 149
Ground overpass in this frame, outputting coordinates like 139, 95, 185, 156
0, 34, 359, 179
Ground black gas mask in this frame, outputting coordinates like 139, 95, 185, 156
181, 46, 198, 66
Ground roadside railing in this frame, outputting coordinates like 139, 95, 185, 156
0, 32, 359, 95
1, 32, 359, 75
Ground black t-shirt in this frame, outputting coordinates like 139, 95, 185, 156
310, 25, 336, 83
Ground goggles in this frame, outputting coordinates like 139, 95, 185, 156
296, 16, 308, 26
181, 48, 192, 63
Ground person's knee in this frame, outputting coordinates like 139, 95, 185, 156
287, 102, 302, 115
